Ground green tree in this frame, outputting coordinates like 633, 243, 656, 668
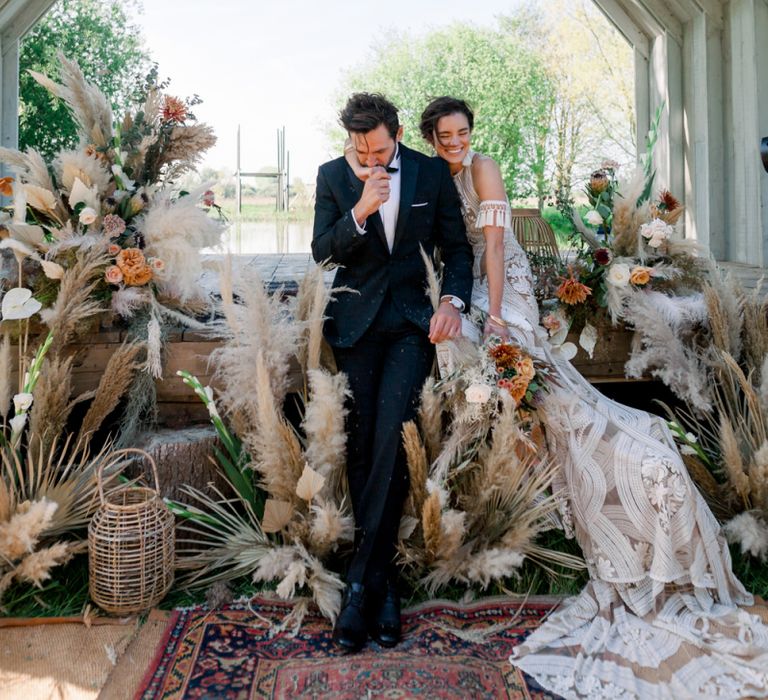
19, 0, 152, 160
339, 24, 555, 202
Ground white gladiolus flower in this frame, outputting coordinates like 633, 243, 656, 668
585, 210, 603, 226
40, 259, 65, 280
13, 392, 33, 413
79, 207, 98, 225
111, 165, 135, 191
465, 383, 493, 404
606, 263, 631, 287
9, 413, 27, 434
1, 287, 42, 320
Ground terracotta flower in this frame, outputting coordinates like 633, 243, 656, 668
658, 189, 681, 212
629, 266, 653, 286
162, 95, 187, 123
108, 243, 121, 257
0, 176, 14, 197
589, 171, 609, 193
105, 265, 123, 285
556, 273, 592, 306
490, 343, 523, 371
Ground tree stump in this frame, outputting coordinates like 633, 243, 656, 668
132, 425, 229, 502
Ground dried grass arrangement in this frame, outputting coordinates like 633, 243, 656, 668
170, 261, 353, 621
0, 242, 144, 609
171, 259, 584, 620
397, 363, 584, 595
639, 276, 768, 564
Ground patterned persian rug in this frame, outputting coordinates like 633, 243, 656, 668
136, 595, 562, 699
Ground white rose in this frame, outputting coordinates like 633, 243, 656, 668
585, 210, 603, 226
464, 383, 492, 404
9, 413, 27, 434
647, 233, 666, 249
13, 392, 33, 413
606, 263, 631, 287
79, 207, 98, 225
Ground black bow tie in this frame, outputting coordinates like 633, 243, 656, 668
385, 165, 398, 174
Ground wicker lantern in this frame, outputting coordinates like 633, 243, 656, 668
88, 448, 175, 615
510, 208, 560, 259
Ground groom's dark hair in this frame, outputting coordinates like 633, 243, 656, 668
340, 93, 399, 138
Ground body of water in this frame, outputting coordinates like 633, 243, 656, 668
204, 220, 314, 255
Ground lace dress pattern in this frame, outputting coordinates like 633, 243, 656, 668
453, 152, 768, 699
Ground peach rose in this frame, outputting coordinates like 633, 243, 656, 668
116, 247, 146, 272
122, 264, 153, 286
108, 243, 121, 257
105, 265, 123, 285
515, 356, 536, 382
147, 257, 165, 272
629, 266, 653, 286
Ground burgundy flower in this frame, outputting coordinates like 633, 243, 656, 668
594, 248, 612, 266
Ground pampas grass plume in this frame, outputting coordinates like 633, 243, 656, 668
13, 541, 73, 586
422, 491, 442, 561
0, 499, 58, 561
723, 511, 768, 560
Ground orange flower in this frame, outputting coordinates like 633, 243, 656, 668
507, 375, 530, 403
489, 343, 523, 371
0, 176, 14, 197
123, 264, 153, 286
629, 266, 653, 286
556, 274, 592, 305
116, 247, 153, 286
162, 95, 187, 123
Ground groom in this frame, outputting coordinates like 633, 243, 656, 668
312, 93, 473, 651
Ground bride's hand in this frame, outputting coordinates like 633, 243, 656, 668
484, 317, 510, 342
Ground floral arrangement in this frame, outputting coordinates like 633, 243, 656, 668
539, 160, 711, 360
0, 53, 224, 327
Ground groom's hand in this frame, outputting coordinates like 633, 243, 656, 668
429, 302, 461, 344
353, 167, 390, 224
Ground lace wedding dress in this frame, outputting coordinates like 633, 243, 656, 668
453, 151, 768, 699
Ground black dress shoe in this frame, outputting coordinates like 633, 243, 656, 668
368, 580, 401, 647
333, 582, 368, 652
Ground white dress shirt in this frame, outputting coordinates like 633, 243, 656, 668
352, 146, 401, 253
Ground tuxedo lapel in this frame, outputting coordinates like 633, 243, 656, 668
393, 149, 418, 253
346, 165, 388, 253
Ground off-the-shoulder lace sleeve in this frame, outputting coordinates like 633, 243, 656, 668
475, 200, 510, 230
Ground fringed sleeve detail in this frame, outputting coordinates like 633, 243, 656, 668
475, 200, 509, 230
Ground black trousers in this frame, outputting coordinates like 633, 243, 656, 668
333, 298, 434, 592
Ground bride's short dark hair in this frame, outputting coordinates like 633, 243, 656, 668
419, 97, 474, 142
340, 93, 400, 138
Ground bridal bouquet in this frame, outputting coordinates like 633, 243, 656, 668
0, 53, 225, 328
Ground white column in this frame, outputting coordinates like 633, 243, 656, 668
649, 32, 685, 216
723, 0, 768, 264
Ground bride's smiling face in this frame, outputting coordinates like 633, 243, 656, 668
433, 112, 471, 169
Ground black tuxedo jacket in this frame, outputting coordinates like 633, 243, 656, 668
312, 144, 473, 348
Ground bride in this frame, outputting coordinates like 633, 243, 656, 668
351, 96, 768, 699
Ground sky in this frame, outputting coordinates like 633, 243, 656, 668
133, 0, 523, 183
